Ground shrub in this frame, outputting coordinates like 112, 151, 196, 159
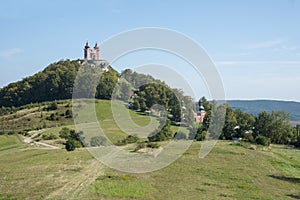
7, 130, 16, 135
195, 131, 207, 141
134, 142, 160, 152
147, 142, 159, 148
255, 135, 271, 146
134, 142, 147, 152
65, 139, 76, 151
47, 101, 58, 111
59, 127, 71, 139
90, 136, 107, 146
292, 137, 300, 148
117, 135, 139, 145
42, 133, 58, 140
65, 109, 73, 118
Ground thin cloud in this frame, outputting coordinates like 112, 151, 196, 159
0, 48, 22, 59
215, 61, 300, 66
245, 39, 284, 49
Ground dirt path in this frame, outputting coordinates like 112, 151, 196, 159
45, 160, 103, 200
23, 130, 59, 149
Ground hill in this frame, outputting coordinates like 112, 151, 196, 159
227, 100, 300, 121
0, 59, 122, 107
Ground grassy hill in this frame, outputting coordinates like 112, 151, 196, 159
0, 134, 299, 199
0, 100, 299, 199
227, 100, 300, 121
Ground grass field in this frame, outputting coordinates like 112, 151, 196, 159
0, 100, 299, 199
0, 134, 299, 200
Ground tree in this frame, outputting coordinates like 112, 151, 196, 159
132, 97, 140, 110
59, 127, 71, 139
221, 105, 237, 140
65, 139, 76, 151
200, 97, 211, 131
254, 111, 294, 144
255, 135, 271, 146
96, 70, 119, 99
208, 101, 226, 139
148, 119, 173, 142
170, 103, 182, 122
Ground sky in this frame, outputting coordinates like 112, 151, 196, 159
0, 0, 300, 101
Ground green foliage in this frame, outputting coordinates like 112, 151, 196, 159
134, 142, 160, 151
195, 130, 207, 141
255, 135, 271, 146
65, 139, 76, 151
133, 83, 181, 115
221, 105, 237, 140
65, 109, 72, 118
42, 133, 58, 140
121, 69, 160, 88
114, 80, 132, 101
7, 130, 16, 135
148, 119, 173, 142
90, 136, 107, 147
46, 113, 60, 121
59, 127, 71, 139
96, 70, 119, 100
47, 101, 58, 111
0, 60, 81, 107
132, 97, 140, 110
59, 127, 84, 150
117, 135, 139, 146
254, 111, 294, 144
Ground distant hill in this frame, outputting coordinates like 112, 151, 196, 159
227, 100, 300, 121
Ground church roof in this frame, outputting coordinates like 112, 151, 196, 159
85, 42, 90, 49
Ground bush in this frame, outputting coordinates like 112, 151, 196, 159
117, 135, 139, 145
292, 137, 300, 148
195, 131, 207, 141
7, 130, 15, 135
147, 142, 160, 148
90, 136, 107, 146
65, 109, 73, 118
47, 101, 58, 111
42, 133, 58, 140
59, 127, 71, 139
134, 142, 147, 152
134, 142, 160, 152
46, 113, 60, 121
148, 120, 173, 142
255, 135, 271, 146
65, 139, 76, 151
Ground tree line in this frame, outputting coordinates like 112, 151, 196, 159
0, 59, 298, 147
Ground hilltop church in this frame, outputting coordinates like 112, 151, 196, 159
84, 42, 100, 60
83, 42, 108, 71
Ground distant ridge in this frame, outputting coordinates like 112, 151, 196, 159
227, 100, 300, 121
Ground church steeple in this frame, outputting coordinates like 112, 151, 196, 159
84, 41, 100, 60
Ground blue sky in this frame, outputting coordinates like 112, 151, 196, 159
0, 0, 300, 101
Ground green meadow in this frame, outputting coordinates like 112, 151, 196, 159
0, 100, 299, 199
